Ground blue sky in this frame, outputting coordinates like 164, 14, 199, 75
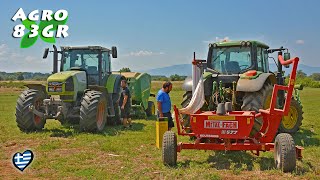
0, 0, 319, 72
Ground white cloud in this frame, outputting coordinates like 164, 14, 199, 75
0, 44, 9, 57
124, 50, 165, 57
203, 36, 230, 44
0, 43, 51, 72
296, 40, 304, 44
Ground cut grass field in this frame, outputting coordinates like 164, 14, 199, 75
0, 82, 319, 179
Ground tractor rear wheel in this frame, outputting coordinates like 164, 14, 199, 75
181, 91, 192, 127
80, 91, 107, 132
274, 133, 296, 172
279, 98, 303, 134
15, 89, 46, 132
162, 131, 177, 166
146, 101, 155, 117
241, 82, 273, 137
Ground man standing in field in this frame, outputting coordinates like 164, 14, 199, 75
119, 79, 132, 128
157, 81, 173, 130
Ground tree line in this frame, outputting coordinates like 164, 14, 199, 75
0, 72, 50, 81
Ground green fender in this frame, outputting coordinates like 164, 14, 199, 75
106, 74, 125, 94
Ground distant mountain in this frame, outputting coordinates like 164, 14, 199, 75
144, 64, 192, 76
269, 63, 320, 76
143, 63, 320, 77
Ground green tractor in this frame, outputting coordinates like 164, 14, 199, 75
182, 40, 303, 136
15, 45, 127, 132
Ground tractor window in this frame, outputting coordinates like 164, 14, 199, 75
62, 49, 100, 84
212, 47, 252, 74
257, 47, 264, 71
257, 47, 269, 72
62, 50, 100, 72
263, 49, 269, 72
102, 52, 111, 73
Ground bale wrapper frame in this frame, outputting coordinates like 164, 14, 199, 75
162, 53, 303, 172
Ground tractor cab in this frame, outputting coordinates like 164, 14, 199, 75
60, 46, 117, 85
207, 40, 270, 75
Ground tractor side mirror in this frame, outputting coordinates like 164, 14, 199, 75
112, 46, 117, 58
283, 52, 291, 68
284, 52, 291, 60
43, 48, 49, 59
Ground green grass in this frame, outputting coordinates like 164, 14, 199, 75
0, 83, 319, 179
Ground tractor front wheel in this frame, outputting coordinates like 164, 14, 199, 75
274, 133, 296, 172
279, 98, 303, 134
15, 89, 46, 132
162, 131, 177, 166
80, 91, 107, 132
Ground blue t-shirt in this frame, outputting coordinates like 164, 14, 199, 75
156, 89, 171, 113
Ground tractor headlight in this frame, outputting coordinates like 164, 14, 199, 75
246, 41, 251, 46
48, 82, 63, 92
241, 41, 246, 46
65, 77, 74, 91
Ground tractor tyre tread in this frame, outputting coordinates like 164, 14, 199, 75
162, 131, 177, 166
274, 133, 296, 172
181, 91, 192, 127
241, 82, 273, 136
15, 89, 46, 132
80, 90, 107, 132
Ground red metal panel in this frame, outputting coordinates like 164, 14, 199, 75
177, 142, 274, 152
190, 111, 255, 139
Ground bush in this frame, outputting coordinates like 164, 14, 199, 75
287, 76, 320, 88
119, 67, 131, 72
151, 76, 168, 81
310, 73, 320, 81
170, 74, 187, 81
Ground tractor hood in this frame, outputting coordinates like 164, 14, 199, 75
46, 71, 87, 101
47, 71, 82, 82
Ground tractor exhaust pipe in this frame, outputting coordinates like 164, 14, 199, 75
277, 51, 285, 106
192, 52, 202, 93
52, 45, 58, 74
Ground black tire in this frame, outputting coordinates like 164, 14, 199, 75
279, 98, 303, 134
181, 91, 192, 127
162, 131, 177, 166
241, 82, 273, 137
15, 89, 46, 132
80, 91, 107, 132
111, 102, 121, 125
274, 133, 296, 172
145, 101, 155, 117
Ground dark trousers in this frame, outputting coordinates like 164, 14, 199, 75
163, 112, 174, 129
